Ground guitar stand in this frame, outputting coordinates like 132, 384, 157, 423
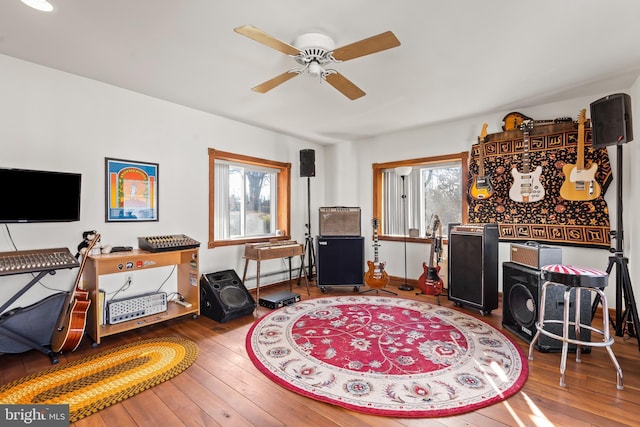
416, 290, 441, 305
360, 287, 397, 296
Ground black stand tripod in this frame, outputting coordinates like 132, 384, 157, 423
593, 143, 639, 350
303, 177, 316, 281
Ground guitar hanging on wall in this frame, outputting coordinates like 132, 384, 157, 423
417, 215, 443, 303
363, 218, 391, 293
51, 233, 100, 353
502, 112, 573, 131
469, 123, 494, 200
509, 120, 545, 203
560, 108, 601, 201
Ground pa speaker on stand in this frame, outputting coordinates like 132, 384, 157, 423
200, 270, 255, 322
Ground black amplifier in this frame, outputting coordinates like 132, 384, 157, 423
259, 291, 301, 309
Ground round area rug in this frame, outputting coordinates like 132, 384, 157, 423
246, 296, 528, 417
0, 337, 198, 422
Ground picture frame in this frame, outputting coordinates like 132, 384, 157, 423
105, 157, 159, 222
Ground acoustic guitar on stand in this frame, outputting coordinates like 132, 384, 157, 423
417, 215, 444, 303
469, 123, 494, 200
509, 120, 545, 203
560, 108, 601, 201
363, 218, 393, 294
51, 233, 100, 353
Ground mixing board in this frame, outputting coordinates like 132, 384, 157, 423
138, 234, 200, 252
0, 247, 79, 276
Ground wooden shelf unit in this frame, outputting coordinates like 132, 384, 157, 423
83, 248, 199, 345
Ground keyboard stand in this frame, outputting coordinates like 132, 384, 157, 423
0, 270, 61, 364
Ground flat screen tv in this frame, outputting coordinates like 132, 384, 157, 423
0, 167, 82, 223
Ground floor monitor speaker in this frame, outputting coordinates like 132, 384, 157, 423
590, 93, 633, 147
200, 269, 255, 322
300, 149, 316, 177
502, 262, 591, 352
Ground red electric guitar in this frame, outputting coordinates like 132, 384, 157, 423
417, 216, 444, 302
51, 233, 100, 353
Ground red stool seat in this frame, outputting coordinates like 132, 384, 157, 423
541, 264, 608, 288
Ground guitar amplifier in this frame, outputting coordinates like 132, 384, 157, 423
319, 207, 361, 236
510, 242, 562, 270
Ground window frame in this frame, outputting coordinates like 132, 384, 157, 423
208, 149, 291, 248
372, 152, 469, 243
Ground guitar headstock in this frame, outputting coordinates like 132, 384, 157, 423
577, 108, 586, 126
478, 123, 488, 143
519, 120, 534, 132
371, 218, 379, 230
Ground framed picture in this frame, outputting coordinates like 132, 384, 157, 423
105, 158, 159, 222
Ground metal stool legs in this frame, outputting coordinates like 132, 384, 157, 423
528, 281, 623, 390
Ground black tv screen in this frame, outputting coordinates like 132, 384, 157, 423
0, 168, 81, 223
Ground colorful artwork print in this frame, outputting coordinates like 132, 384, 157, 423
105, 158, 158, 222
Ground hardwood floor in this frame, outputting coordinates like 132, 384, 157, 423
2, 279, 639, 427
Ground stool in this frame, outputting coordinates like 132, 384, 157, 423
528, 264, 623, 389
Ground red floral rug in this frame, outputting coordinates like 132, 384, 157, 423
246, 295, 528, 417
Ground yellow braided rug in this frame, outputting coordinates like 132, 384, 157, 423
0, 337, 198, 423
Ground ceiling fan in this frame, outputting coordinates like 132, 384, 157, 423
234, 25, 401, 100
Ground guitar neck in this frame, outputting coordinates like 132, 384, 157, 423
522, 130, 531, 173
576, 110, 586, 170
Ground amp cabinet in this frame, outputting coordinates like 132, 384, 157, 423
447, 223, 498, 315
316, 236, 364, 292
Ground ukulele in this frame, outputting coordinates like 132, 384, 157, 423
364, 218, 390, 290
51, 233, 100, 353
509, 120, 545, 203
469, 123, 494, 200
417, 215, 443, 298
560, 108, 601, 201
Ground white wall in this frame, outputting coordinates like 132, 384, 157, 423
0, 54, 323, 309
335, 86, 640, 308
2, 51, 639, 318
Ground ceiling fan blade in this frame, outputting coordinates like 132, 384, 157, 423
332, 31, 401, 61
234, 25, 300, 56
325, 72, 366, 100
252, 71, 299, 93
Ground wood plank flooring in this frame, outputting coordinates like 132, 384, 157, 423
2, 279, 638, 427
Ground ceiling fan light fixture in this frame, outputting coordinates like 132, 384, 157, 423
308, 61, 322, 77
20, 0, 54, 12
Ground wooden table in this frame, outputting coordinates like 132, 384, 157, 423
242, 241, 310, 310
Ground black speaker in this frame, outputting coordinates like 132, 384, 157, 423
300, 149, 316, 177
502, 262, 591, 352
200, 269, 255, 322
316, 236, 364, 288
590, 93, 633, 147
447, 223, 498, 314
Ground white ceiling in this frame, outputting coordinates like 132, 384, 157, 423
1, 1, 640, 145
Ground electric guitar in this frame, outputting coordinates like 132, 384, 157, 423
502, 112, 573, 131
560, 109, 601, 201
509, 120, 545, 203
417, 215, 444, 298
364, 218, 390, 290
469, 123, 494, 200
51, 233, 99, 353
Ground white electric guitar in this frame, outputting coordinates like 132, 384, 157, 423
509, 120, 545, 203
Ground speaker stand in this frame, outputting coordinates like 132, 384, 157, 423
591, 143, 639, 350
302, 176, 316, 281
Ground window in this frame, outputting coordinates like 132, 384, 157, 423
372, 152, 469, 241
208, 149, 291, 248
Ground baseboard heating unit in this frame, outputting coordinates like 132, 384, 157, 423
106, 291, 167, 324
